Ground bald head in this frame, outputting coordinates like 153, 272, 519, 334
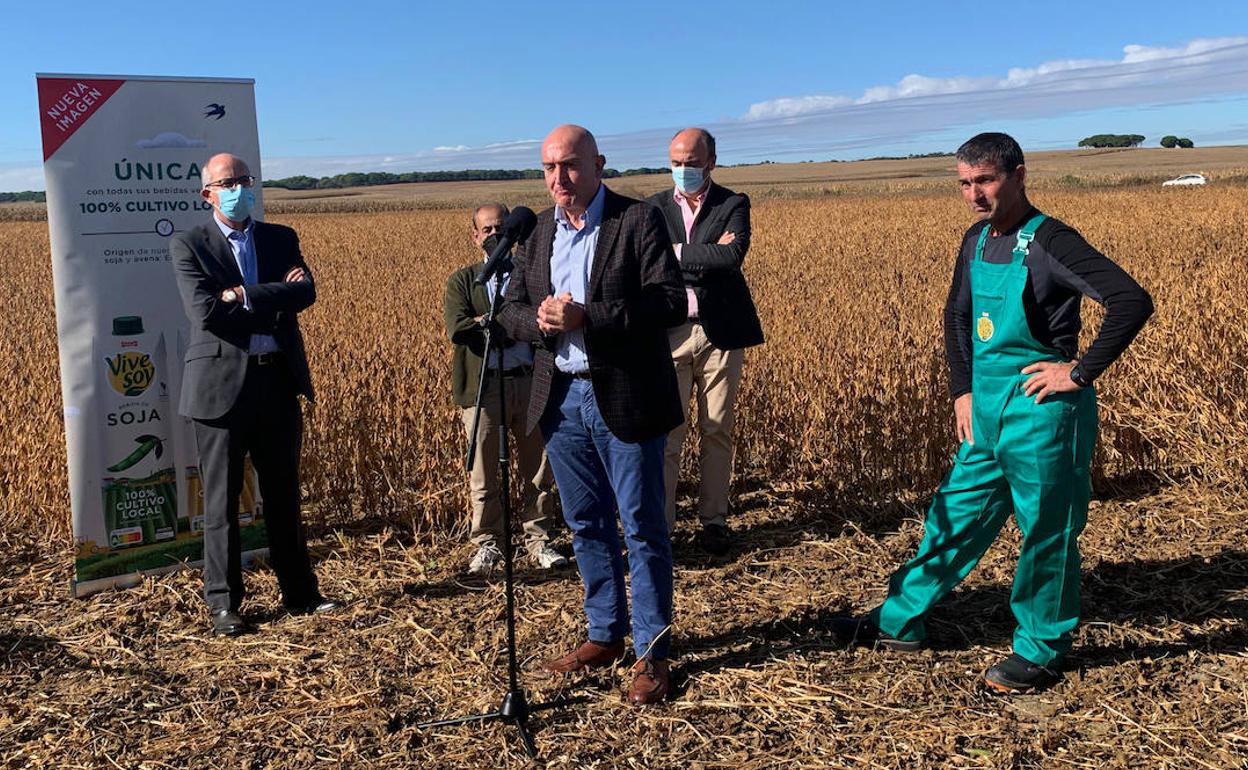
544, 124, 599, 157
669, 128, 716, 194
671, 128, 715, 160
201, 153, 251, 189
541, 124, 605, 214
199, 153, 256, 228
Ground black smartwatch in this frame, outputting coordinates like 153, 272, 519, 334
1069, 365, 1091, 388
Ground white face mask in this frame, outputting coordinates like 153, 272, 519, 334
216, 186, 255, 221
672, 166, 705, 194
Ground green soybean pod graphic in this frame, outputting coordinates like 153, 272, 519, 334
106, 435, 164, 473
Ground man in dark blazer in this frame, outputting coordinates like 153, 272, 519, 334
647, 128, 764, 555
498, 125, 686, 705
172, 153, 337, 636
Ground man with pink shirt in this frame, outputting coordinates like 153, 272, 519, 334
647, 128, 764, 555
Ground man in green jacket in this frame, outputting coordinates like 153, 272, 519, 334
444, 203, 564, 574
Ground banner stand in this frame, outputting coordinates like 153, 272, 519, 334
37, 73, 271, 597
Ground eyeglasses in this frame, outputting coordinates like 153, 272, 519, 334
204, 175, 256, 190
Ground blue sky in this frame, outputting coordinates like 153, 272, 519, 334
5, 1, 1248, 190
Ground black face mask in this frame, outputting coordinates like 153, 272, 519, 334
481, 233, 503, 255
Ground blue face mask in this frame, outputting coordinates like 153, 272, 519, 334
672, 166, 706, 194
216, 186, 255, 222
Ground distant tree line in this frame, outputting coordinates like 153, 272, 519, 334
263, 166, 671, 190
1077, 133, 1197, 149
1078, 134, 1146, 148
0, 191, 45, 203
1160, 135, 1195, 148
862, 151, 955, 161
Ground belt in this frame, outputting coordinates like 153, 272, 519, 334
486, 364, 532, 378
556, 370, 593, 380
249, 351, 285, 366
687, 316, 702, 325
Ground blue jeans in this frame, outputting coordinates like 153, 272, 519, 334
540, 377, 673, 659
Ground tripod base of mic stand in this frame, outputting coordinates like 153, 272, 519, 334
418, 688, 586, 759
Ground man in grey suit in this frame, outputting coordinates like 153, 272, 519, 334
172, 153, 338, 636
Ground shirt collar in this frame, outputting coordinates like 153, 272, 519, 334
555, 183, 606, 230
674, 179, 712, 205
214, 215, 253, 241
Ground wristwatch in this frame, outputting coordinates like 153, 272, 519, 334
1069, 364, 1091, 388
222, 289, 238, 303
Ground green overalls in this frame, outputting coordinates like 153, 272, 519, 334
871, 214, 1099, 666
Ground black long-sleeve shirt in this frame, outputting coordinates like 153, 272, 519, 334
944, 207, 1154, 398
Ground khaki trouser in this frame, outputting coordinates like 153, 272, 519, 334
462, 373, 557, 556
664, 321, 745, 530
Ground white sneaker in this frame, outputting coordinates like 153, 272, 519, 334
531, 544, 569, 570
467, 542, 503, 575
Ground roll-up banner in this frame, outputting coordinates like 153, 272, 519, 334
37, 74, 269, 597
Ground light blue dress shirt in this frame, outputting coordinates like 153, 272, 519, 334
214, 217, 280, 355
484, 266, 534, 370
549, 184, 605, 374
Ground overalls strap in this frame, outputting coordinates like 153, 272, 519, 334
972, 223, 991, 262
973, 214, 1049, 264
1010, 214, 1048, 265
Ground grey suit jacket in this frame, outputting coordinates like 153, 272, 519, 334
171, 220, 316, 420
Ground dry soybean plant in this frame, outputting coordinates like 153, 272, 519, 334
0, 187, 1244, 545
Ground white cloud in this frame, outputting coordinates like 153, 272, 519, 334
135, 131, 207, 149
432, 144, 469, 152
482, 139, 540, 149
744, 36, 1248, 121
744, 95, 853, 121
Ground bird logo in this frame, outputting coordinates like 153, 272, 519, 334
203, 103, 226, 120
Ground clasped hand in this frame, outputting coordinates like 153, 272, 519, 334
537, 292, 585, 335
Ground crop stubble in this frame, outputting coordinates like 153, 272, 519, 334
0, 184, 1245, 768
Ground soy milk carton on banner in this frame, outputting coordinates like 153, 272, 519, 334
97, 316, 177, 548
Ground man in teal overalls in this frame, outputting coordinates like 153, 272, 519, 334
833, 133, 1154, 693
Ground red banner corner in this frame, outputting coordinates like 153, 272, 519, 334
37, 77, 126, 161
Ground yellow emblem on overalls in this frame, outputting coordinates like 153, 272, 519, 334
976, 313, 994, 342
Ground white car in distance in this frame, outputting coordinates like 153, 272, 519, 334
1162, 173, 1207, 187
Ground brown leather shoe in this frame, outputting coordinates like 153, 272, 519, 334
626, 657, 670, 705
540, 639, 625, 675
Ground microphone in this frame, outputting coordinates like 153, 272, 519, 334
476, 206, 537, 286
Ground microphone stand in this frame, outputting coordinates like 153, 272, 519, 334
419, 256, 582, 759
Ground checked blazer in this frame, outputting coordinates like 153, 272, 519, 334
498, 185, 687, 443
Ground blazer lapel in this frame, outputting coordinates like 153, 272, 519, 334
252, 222, 278, 282
588, 189, 621, 297
662, 193, 687, 245
688, 183, 724, 243
536, 213, 555, 295
202, 223, 245, 285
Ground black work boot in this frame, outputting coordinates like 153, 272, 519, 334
829, 616, 923, 652
983, 653, 1061, 694
697, 523, 732, 556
